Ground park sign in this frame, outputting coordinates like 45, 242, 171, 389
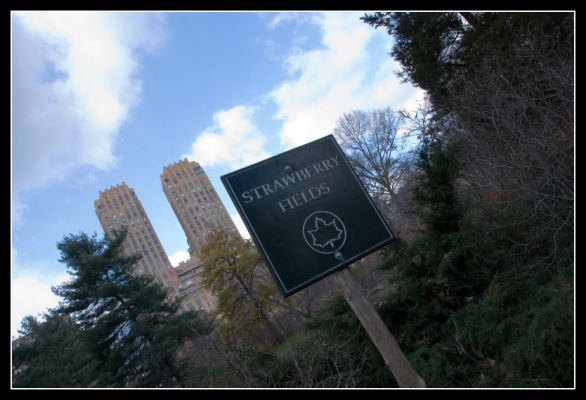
221, 135, 425, 388
221, 135, 395, 297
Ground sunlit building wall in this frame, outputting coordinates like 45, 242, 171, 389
94, 183, 180, 298
160, 159, 239, 258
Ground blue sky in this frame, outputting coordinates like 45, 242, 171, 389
11, 11, 423, 337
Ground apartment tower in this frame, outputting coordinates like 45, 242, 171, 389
174, 256, 217, 312
161, 159, 239, 257
94, 183, 179, 298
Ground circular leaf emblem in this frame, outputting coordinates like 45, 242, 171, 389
302, 210, 347, 254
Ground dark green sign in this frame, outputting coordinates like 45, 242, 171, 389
221, 135, 394, 297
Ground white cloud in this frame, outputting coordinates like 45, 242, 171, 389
11, 195, 27, 228
169, 249, 190, 267
11, 247, 70, 338
182, 105, 269, 170
11, 11, 166, 219
265, 12, 312, 29
231, 212, 250, 240
270, 12, 425, 149
11, 274, 69, 338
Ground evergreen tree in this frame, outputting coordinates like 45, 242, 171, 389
360, 12, 573, 386
362, 12, 466, 113
361, 12, 573, 116
363, 12, 574, 246
53, 229, 210, 387
378, 118, 491, 346
12, 309, 96, 388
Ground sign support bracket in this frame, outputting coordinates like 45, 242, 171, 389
332, 267, 427, 388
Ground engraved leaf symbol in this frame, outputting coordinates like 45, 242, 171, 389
307, 217, 343, 249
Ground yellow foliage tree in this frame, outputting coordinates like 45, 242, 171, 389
200, 227, 288, 345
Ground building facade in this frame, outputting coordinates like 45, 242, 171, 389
174, 256, 217, 312
93, 162, 238, 314
160, 159, 238, 257
94, 183, 180, 298
161, 159, 242, 313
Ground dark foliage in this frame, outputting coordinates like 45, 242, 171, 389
14, 229, 211, 388
12, 310, 96, 387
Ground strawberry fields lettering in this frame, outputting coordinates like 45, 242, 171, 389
240, 156, 340, 213
221, 135, 394, 296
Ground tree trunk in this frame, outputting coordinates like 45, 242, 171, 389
459, 12, 478, 27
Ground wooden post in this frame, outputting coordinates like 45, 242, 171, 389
333, 267, 426, 388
